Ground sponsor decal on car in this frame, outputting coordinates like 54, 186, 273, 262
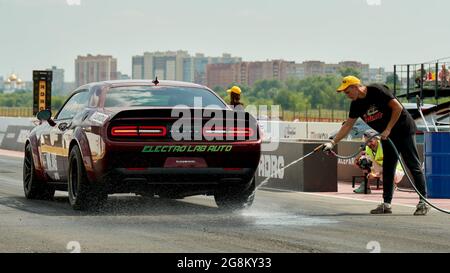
142, 145, 233, 153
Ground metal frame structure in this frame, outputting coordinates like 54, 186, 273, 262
393, 57, 450, 102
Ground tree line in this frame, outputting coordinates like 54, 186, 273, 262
0, 90, 66, 110
214, 67, 363, 111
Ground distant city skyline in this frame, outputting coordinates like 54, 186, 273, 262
2, 56, 446, 95
1, 0, 449, 81
2, 50, 387, 85
1, 49, 387, 84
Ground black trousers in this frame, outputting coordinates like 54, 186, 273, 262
381, 134, 427, 204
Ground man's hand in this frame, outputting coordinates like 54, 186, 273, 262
322, 140, 335, 153
380, 129, 391, 140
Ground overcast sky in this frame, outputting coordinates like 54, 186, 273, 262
0, 0, 448, 81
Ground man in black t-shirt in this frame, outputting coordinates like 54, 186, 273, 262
323, 76, 429, 215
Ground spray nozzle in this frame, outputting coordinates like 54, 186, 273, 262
313, 144, 325, 153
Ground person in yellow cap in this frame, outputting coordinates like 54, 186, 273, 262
227, 85, 244, 108
322, 75, 429, 215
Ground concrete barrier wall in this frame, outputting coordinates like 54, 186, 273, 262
256, 141, 337, 192
337, 141, 363, 182
0, 125, 34, 152
0, 117, 35, 152
0, 117, 34, 132
260, 120, 341, 140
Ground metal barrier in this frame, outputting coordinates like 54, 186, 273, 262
0, 107, 59, 117
394, 59, 450, 102
0, 107, 34, 117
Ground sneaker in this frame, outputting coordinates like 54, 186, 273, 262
414, 202, 430, 216
354, 183, 371, 194
370, 203, 392, 214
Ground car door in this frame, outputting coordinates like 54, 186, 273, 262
41, 90, 90, 181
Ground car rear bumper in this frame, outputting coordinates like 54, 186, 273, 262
88, 139, 261, 181
100, 167, 256, 194
116, 167, 252, 175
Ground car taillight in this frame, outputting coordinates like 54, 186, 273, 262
111, 126, 138, 137
111, 126, 167, 137
203, 127, 254, 138
139, 126, 167, 137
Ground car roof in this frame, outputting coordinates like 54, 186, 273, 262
76, 80, 208, 91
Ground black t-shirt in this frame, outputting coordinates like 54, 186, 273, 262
349, 84, 416, 136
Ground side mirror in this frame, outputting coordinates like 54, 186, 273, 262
37, 109, 52, 121
36, 109, 56, 127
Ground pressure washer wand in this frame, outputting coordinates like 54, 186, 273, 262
282, 144, 324, 171
256, 144, 324, 190
313, 143, 325, 153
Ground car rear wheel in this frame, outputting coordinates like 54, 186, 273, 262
23, 144, 55, 200
68, 146, 107, 210
214, 176, 255, 211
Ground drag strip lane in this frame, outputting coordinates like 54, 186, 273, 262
0, 153, 449, 253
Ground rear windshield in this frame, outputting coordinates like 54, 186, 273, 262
105, 86, 227, 108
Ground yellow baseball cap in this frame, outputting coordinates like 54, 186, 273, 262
227, 86, 242, 95
337, 76, 361, 92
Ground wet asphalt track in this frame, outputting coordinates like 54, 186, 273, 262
0, 154, 450, 253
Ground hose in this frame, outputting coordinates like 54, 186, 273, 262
329, 135, 450, 215
396, 187, 416, 193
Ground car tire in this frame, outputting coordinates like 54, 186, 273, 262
23, 144, 55, 200
68, 146, 107, 211
214, 176, 255, 211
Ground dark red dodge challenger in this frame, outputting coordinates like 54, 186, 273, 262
24, 80, 261, 210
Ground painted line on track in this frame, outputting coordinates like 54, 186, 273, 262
0, 149, 24, 159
